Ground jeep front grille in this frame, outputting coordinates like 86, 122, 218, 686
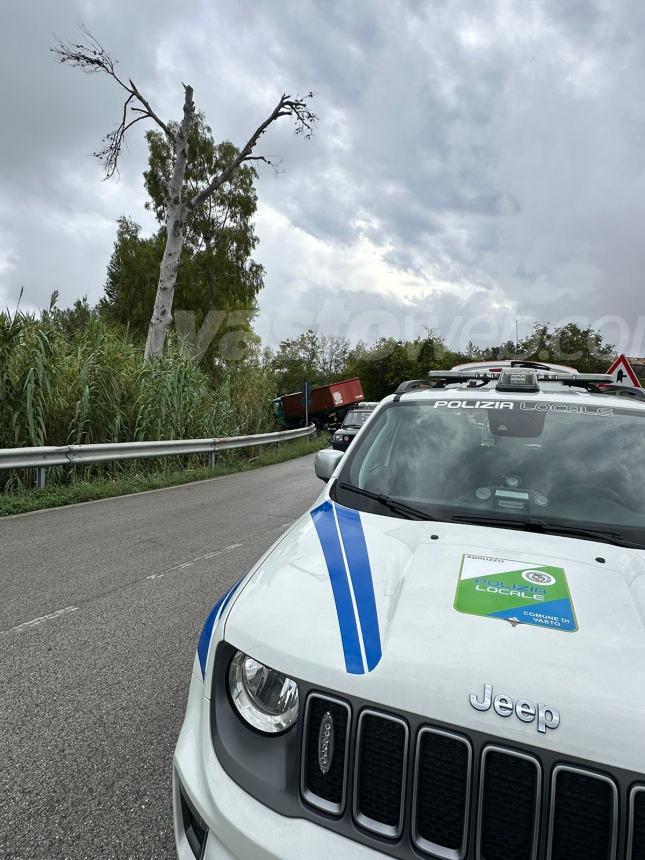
300, 693, 643, 859
354, 710, 408, 838
413, 727, 471, 859
477, 746, 540, 860
629, 786, 645, 859
300, 694, 351, 814
548, 765, 618, 860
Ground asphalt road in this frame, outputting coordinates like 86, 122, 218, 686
0, 455, 322, 859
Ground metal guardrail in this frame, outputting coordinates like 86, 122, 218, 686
0, 424, 316, 489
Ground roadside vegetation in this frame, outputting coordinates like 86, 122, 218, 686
0, 302, 278, 496
0, 303, 618, 500
0, 304, 274, 451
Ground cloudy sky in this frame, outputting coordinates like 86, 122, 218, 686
1, 0, 645, 352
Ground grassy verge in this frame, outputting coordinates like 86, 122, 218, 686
0, 435, 328, 517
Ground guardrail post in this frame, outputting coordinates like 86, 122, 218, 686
208, 451, 216, 470
35, 467, 46, 490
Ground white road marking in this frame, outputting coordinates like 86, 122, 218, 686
146, 543, 242, 581
6, 543, 244, 635
193, 544, 243, 561
11, 605, 78, 633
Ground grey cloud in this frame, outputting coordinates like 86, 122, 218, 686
543, 0, 608, 40
2, 0, 645, 350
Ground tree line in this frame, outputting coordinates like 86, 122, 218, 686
268, 323, 616, 400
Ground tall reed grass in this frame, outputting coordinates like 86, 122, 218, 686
0, 309, 276, 488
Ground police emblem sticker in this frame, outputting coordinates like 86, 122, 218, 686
454, 554, 578, 632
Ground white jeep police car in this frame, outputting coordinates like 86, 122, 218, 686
173, 361, 645, 860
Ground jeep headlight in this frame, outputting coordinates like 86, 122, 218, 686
228, 650, 299, 734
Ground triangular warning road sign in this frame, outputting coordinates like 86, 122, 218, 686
606, 354, 641, 388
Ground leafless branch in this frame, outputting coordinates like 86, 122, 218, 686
127, 78, 173, 139
93, 114, 148, 178
245, 155, 284, 174
52, 26, 175, 179
189, 92, 316, 211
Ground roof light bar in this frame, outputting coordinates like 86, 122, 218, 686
496, 369, 540, 393
393, 371, 615, 399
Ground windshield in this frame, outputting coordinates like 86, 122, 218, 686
342, 409, 372, 428
334, 399, 645, 546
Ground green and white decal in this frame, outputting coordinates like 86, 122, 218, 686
454, 554, 578, 632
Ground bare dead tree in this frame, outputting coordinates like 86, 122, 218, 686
53, 28, 316, 360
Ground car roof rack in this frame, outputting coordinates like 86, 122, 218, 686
452, 359, 579, 375
392, 379, 435, 400
509, 360, 553, 371
392, 371, 615, 400
555, 373, 614, 390
595, 383, 645, 401
393, 373, 496, 400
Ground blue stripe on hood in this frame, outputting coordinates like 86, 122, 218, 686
311, 500, 382, 674
336, 504, 382, 671
311, 501, 364, 674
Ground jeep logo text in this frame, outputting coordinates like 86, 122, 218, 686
469, 683, 560, 733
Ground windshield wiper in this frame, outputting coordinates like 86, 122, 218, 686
336, 481, 436, 521
451, 514, 642, 548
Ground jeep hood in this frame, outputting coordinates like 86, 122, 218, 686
224, 502, 645, 772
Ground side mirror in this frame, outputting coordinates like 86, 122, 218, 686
314, 448, 343, 482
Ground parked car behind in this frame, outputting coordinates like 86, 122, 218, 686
331, 404, 375, 451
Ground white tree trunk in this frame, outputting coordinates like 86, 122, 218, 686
144, 86, 195, 361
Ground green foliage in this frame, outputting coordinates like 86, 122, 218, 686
342, 333, 459, 400
519, 322, 614, 372
101, 116, 265, 346
0, 308, 278, 489
463, 323, 614, 372
144, 115, 260, 256
0, 309, 52, 448
268, 329, 456, 401
271, 330, 352, 393
40, 296, 99, 339
100, 217, 165, 335
267, 322, 616, 401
